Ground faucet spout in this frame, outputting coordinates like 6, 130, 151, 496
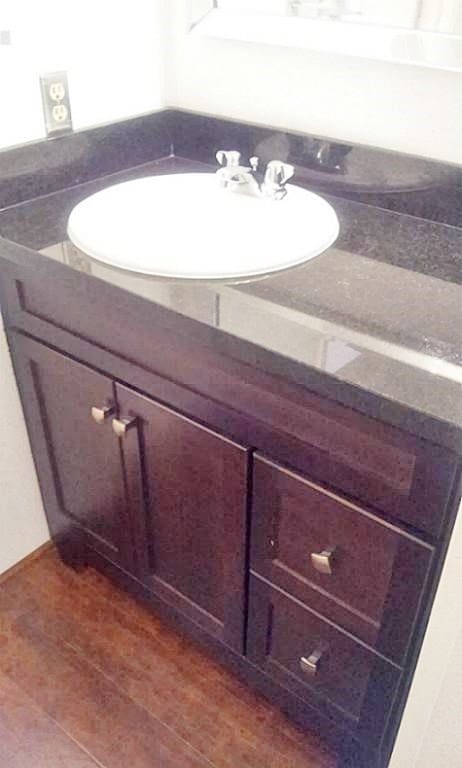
216, 166, 261, 195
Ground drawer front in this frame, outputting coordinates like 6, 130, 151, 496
1, 253, 458, 537
251, 456, 433, 664
247, 576, 401, 748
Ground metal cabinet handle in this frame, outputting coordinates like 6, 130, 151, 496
311, 546, 336, 575
91, 405, 115, 424
300, 647, 325, 677
112, 417, 138, 438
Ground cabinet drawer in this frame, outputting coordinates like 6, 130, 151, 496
247, 576, 401, 748
251, 456, 433, 664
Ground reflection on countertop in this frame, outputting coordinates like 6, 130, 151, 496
39, 234, 462, 430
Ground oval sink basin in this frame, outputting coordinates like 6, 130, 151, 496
67, 173, 339, 281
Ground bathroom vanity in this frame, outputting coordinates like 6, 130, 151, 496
1, 110, 461, 768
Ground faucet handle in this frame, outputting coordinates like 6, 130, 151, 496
249, 156, 259, 172
216, 150, 241, 167
265, 160, 295, 187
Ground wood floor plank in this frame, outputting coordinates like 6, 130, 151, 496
0, 550, 337, 768
0, 669, 103, 768
36, 554, 335, 767
77, 559, 338, 765
0, 593, 214, 768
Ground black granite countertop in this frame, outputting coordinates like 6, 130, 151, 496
1, 111, 461, 452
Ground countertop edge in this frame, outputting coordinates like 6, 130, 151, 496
1, 233, 461, 456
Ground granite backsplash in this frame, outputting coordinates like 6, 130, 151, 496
1, 108, 462, 229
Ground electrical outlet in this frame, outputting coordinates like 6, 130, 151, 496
40, 71, 73, 136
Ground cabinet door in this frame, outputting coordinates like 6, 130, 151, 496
11, 334, 133, 569
115, 384, 250, 653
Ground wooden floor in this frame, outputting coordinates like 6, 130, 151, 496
0, 548, 337, 768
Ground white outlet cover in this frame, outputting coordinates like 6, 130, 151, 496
40, 71, 73, 136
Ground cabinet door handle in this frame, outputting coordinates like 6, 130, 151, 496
311, 546, 336, 575
300, 647, 325, 677
91, 405, 115, 424
112, 417, 138, 438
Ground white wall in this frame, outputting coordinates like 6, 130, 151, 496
0, 0, 167, 150
0, 317, 49, 574
167, 1, 462, 164
0, 0, 169, 575
416, 623, 462, 767
390, 498, 462, 768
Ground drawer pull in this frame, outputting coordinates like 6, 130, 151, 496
311, 546, 336, 575
91, 405, 115, 424
300, 647, 324, 677
112, 417, 138, 438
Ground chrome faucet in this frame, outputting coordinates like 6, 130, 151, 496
216, 151, 295, 201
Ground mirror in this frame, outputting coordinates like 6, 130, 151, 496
216, 1, 462, 34
191, 0, 462, 71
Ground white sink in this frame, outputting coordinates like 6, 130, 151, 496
67, 173, 339, 281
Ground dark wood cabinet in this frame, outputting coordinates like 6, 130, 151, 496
4, 253, 458, 538
115, 384, 250, 652
11, 334, 134, 569
3, 293, 460, 768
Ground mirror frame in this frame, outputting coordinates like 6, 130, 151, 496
188, 2, 462, 73
189, 0, 216, 32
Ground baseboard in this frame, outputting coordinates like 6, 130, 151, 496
0, 540, 53, 584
